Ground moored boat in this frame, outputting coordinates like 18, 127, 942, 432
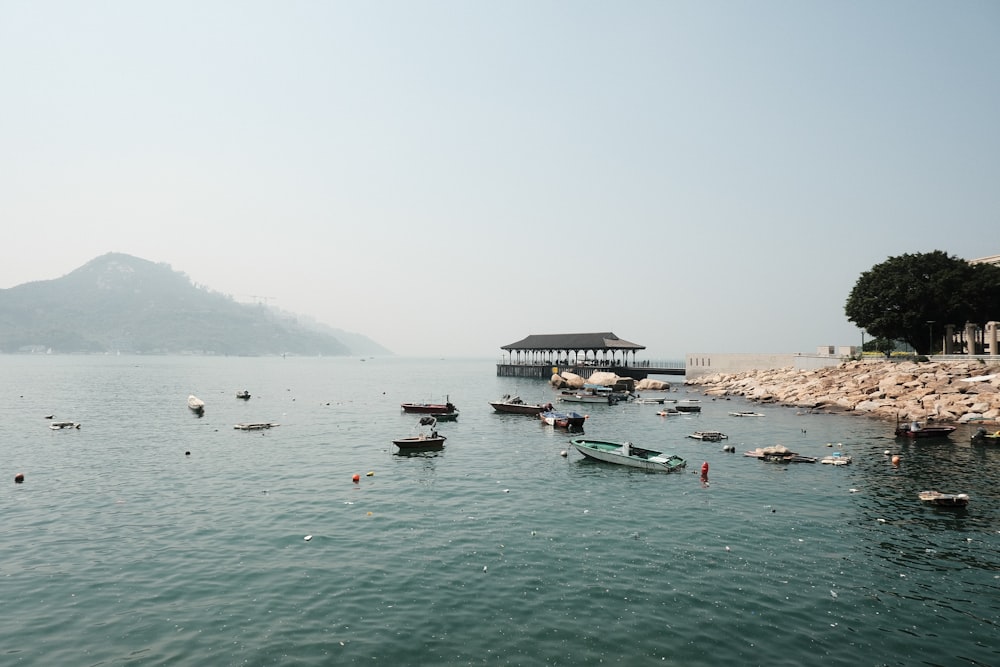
234, 422, 279, 430
675, 400, 701, 413
187, 395, 205, 414
687, 431, 728, 441
401, 397, 458, 414
49, 421, 80, 430
393, 433, 447, 449
393, 416, 446, 450
560, 385, 620, 405
539, 410, 587, 429
633, 396, 666, 405
570, 438, 686, 473
489, 395, 553, 416
236, 390, 251, 400
820, 453, 852, 465
729, 411, 765, 417
894, 419, 956, 438
744, 445, 816, 463
971, 427, 1000, 444
918, 490, 969, 507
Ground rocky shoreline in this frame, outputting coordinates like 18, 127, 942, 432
684, 359, 1000, 426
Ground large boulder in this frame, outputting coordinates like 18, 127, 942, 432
636, 378, 671, 391
558, 372, 586, 389
586, 371, 620, 386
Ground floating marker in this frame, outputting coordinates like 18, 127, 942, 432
352, 474, 360, 483
304, 535, 312, 541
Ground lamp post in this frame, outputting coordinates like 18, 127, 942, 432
926, 321, 935, 356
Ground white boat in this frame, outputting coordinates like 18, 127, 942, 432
570, 438, 686, 473
729, 411, 765, 417
687, 431, 728, 441
234, 422, 279, 430
634, 397, 666, 405
820, 454, 852, 465
675, 400, 701, 413
187, 395, 205, 414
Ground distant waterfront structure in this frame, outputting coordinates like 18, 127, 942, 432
969, 254, 1000, 267
497, 332, 684, 379
685, 349, 857, 379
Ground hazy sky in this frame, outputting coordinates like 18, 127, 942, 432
2, 2, 998, 358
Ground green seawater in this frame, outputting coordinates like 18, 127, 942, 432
1, 356, 997, 666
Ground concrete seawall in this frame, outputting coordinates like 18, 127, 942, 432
684, 359, 1000, 425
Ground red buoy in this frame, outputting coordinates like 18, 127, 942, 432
352, 473, 360, 483
701, 461, 709, 476
14, 472, 25, 484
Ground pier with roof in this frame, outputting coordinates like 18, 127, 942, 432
497, 332, 685, 379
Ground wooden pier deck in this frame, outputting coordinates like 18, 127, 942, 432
496, 362, 685, 380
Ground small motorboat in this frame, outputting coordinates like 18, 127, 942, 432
187, 395, 205, 414
971, 427, 1000, 444
894, 419, 955, 439
656, 407, 680, 416
392, 433, 447, 449
49, 421, 80, 430
729, 411, 765, 417
489, 395, 552, 416
687, 431, 728, 442
570, 438, 686, 473
393, 416, 446, 450
744, 445, 816, 463
675, 400, 701, 413
633, 397, 666, 405
539, 410, 587, 429
401, 397, 458, 414
918, 490, 969, 507
234, 422, 279, 430
820, 453, 852, 465
236, 390, 251, 400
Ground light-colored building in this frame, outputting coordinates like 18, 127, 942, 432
970, 254, 1000, 267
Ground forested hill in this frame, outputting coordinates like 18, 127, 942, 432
0, 253, 390, 356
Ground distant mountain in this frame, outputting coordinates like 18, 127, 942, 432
0, 253, 392, 356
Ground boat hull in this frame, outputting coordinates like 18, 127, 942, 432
918, 491, 969, 506
401, 403, 457, 414
490, 401, 550, 415
540, 411, 586, 429
688, 431, 728, 441
570, 439, 686, 473
895, 424, 956, 438
393, 436, 446, 449
560, 394, 614, 404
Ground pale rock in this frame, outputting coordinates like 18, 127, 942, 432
586, 371, 620, 386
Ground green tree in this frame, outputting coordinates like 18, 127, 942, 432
845, 251, 1000, 355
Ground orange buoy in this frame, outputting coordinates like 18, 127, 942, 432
891, 455, 901, 466
701, 461, 709, 476
352, 473, 360, 483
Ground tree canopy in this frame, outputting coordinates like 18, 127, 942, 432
845, 251, 1000, 355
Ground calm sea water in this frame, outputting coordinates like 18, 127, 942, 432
1, 356, 997, 666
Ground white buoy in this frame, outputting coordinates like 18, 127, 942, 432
304, 535, 313, 541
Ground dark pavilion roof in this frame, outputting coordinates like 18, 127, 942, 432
501, 332, 645, 352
